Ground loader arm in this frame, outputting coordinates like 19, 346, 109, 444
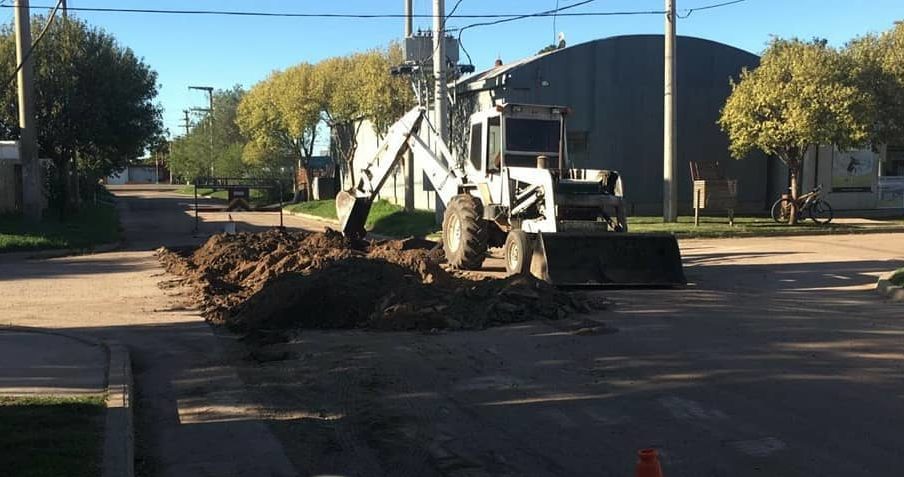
336, 106, 465, 237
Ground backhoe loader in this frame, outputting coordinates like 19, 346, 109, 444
336, 103, 685, 286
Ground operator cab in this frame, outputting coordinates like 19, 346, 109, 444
467, 103, 567, 175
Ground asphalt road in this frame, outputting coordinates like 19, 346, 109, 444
3, 186, 903, 476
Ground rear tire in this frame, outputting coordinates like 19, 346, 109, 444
504, 229, 533, 276
442, 194, 487, 270
771, 198, 793, 224
809, 199, 833, 225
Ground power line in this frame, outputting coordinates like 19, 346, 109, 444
5, 0, 63, 87
677, 0, 745, 18
0, 3, 743, 20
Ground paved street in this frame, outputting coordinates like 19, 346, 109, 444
1, 186, 902, 476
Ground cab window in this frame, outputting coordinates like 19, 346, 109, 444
487, 117, 501, 171
469, 124, 483, 170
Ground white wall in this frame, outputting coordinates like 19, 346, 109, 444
802, 146, 881, 210
350, 119, 438, 211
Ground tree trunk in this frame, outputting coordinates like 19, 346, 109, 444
302, 163, 313, 201
788, 165, 800, 225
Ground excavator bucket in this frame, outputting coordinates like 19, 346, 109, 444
336, 190, 372, 239
529, 232, 686, 287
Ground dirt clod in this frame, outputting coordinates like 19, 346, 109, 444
157, 229, 595, 333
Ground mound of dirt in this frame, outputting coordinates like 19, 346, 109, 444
157, 229, 600, 333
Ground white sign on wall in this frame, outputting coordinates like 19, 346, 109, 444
878, 176, 904, 209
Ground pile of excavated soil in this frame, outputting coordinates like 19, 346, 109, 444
157, 229, 600, 333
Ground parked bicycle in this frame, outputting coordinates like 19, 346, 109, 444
771, 184, 833, 224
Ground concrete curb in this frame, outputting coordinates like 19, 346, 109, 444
0, 240, 123, 262
0, 326, 134, 477
102, 341, 134, 477
877, 272, 904, 302
284, 210, 340, 227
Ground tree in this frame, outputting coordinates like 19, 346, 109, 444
237, 65, 322, 195
718, 38, 871, 224
318, 45, 414, 187
169, 86, 248, 181
0, 16, 162, 214
844, 23, 904, 147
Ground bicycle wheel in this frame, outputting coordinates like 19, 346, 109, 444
771, 198, 793, 224
809, 199, 833, 225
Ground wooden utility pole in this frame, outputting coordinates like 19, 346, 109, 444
61, 0, 67, 18
182, 110, 191, 136
663, 0, 678, 222
15, 0, 41, 221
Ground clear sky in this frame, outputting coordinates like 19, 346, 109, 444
15, 1, 902, 141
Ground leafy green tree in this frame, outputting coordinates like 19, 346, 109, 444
237, 65, 322, 193
0, 16, 162, 213
169, 86, 248, 181
844, 23, 904, 147
719, 38, 871, 224
317, 45, 414, 186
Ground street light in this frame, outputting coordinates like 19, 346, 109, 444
188, 86, 214, 177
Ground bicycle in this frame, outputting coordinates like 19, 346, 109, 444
771, 184, 834, 224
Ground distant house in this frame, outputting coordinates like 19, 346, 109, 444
105, 165, 168, 185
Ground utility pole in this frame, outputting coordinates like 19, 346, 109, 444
403, 0, 415, 211
189, 86, 214, 177
182, 110, 191, 136
433, 0, 447, 142
61, 0, 67, 18
404, 0, 413, 36
662, 0, 678, 222
15, 0, 41, 221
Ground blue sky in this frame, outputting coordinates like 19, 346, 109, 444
17, 1, 903, 141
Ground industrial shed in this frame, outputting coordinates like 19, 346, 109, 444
451, 34, 783, 215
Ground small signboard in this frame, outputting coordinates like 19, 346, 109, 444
832, 150, 877, 193
878, 176, 904, 209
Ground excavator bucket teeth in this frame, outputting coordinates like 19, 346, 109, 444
529, 232, 686, 287
336, 190, 372, 238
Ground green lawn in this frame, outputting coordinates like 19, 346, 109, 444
890, 268, 904, 287
286, 199, 440, 238
0, 395, 105, 477
0, 204, 121, 253
629, 215, 904, 238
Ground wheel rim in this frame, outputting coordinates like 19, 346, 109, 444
448, 215, 462, 252
507, 241, 520, 271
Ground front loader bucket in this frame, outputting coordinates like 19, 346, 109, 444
529, 232, 686, 287
336, 190, 372, 238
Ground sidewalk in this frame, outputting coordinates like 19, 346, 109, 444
0, 329, 106, 397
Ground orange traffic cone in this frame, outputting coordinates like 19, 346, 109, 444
634, 448, 663, 477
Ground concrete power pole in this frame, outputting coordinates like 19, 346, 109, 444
404, 0, 413, 36
662, 0, 678, 222
403, 0, 415, 211
433, 0, 447, 142
15, 0, 41, 221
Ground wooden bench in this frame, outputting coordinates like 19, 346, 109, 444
690, 161, 738, 226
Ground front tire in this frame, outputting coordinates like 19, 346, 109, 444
809, 200, 833, 225
771, 198, 793, 224
442, 194, 487, 270
504, 229, 533, 276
